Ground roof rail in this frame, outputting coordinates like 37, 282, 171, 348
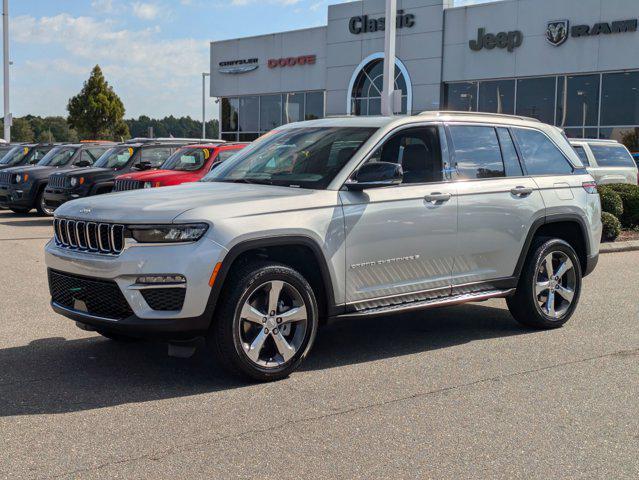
125, 137, 225, 144
420, 110, 542, 123
570, 138, 619, 143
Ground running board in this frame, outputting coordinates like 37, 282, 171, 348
337, 289, 515, 319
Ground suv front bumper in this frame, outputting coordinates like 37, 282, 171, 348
45, 237, 228, 336
43, 187, 81, 210
0, 183, 37, 209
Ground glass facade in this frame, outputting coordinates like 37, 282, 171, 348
445, 69, 639, 151
221, 91, 325, 142
350, 58, 408, 116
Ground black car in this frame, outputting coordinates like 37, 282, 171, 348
43, 141, 194, 212
0, 142, 113, 215
0, 143, 56, 170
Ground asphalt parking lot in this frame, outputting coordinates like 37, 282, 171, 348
0, 209, 637, 479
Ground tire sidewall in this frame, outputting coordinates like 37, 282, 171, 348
224, 264, 319, 380
530, 239, 582, 325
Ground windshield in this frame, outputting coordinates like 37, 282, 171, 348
37, 146, 78, 167
590, 144, 636, 168
0, 146, 12, 161
161, 147, 210, 171
94, 146, 134, 169
0, 146, 29, 166
202, 127, 377, 189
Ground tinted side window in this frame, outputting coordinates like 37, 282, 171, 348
140, 147, 173, 168
572, 146, 590, 166
449, 126, 505, 179
496, 128, 523, 177
366, 126, 443, 184
589, 145, 635, 168
215, 150, 239, 164
86, 147, 109, 161
512, 128, 573, 176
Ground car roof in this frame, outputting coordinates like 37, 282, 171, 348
282, 111, 547, 131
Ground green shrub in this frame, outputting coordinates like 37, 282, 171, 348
604, 184, 639, 228
597, 186, 624, 217
601, 212, 622, 242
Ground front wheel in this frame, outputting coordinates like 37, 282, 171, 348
507, 238, 582, 329
208, 261, 319, 382
36, 190, 55, 216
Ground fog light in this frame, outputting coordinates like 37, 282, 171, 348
136, 275, 186, 285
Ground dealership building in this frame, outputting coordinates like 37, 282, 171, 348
210, 0, 639, 149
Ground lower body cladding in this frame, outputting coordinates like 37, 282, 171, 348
0, 184, 34, 209
44, 237, 227, 338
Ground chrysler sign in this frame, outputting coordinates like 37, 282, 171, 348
218, 58, 258, 74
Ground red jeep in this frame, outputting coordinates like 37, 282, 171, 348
113, 143, 247, 192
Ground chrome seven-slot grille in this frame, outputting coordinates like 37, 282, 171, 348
114, 179, 143, 192
0, 171, 13, 186
48, 175, 68, 189
53, 218, 125, 255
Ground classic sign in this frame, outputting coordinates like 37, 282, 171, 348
349, 9, 415, 35
469, 28, 523, 52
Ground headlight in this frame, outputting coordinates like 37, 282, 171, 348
16, 174, 27, 183
128, 223, 209, 243
15, 174, 21, 183
70, 177, 78, 187
143, 182, 153, 189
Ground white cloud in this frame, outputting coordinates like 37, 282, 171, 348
131, 2, 162, 20
91, 0, 116, 13
11, 13, 208, 118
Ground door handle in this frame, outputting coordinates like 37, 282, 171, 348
424, 192, 452, 203
510, 186, 533, 197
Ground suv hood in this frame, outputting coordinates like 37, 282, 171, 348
4, 165, 60, 180
54, 181, 338, 224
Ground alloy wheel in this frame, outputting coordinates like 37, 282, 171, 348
534, 251, 577, 319
236, 280, 308, 369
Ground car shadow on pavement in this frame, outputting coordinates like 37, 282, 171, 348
0, 303, 529, 417
0, 218, 53, 228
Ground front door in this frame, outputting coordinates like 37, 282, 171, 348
339, 125, 458, 310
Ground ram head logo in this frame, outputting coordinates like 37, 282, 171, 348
546, 20, 569, 46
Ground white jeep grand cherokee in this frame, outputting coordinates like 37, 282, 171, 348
46, 112, 602, 381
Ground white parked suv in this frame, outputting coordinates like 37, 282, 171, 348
46, 112, 602, 381
570, 139, 638, 185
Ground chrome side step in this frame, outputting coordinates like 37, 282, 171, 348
337, 289, 515, 319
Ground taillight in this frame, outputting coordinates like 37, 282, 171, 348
582, 181, 598, 194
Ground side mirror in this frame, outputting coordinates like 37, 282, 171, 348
345, 162, 403, 191
135, 161, 153, 171
74, 160, 91, 167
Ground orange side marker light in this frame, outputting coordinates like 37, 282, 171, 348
209, 262, 222, 288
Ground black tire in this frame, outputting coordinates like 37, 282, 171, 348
97, 330, 141, 342
10, 207, 31, 214
207, 261, 319, 382
36, 190, 55, 217
507, 238, 582, 329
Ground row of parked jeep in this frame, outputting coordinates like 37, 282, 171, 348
0, 138, 247, 215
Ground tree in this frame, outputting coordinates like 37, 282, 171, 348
67, 65, 130, 140
11, 118, 35, 142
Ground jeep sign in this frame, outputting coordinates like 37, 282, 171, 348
469, 28, 523, 52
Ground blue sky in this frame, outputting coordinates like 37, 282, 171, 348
7, 0, 490, 120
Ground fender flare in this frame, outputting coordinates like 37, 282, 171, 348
513, 213, 591, 279
206, 235, 341, 321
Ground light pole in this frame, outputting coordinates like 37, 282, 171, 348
202, 72, 210, 139
381, 0, 397, 116
3, 0, 10, 142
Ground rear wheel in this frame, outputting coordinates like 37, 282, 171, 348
36, 190, 55, 216
208, 261, 319, 382
507, 238, 582, 329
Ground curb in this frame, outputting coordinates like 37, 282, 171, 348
600, 239, 639, 254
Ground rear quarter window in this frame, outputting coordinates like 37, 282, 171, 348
572, 145, 590, 166
589, 144, 636, 168
511, 128, 573, 176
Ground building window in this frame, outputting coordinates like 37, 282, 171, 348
305, 91, 324, 120
283, 93, 304, 124
563, 128, 598, 139
599, 127, 639, 151
220, 91, 325, 140
445, 82, 477, 112
348, 55, 410, 116
479, 80, 515, 114
601, 72, 639, 127
515, 77, 556, 124
557, 74, 600, 128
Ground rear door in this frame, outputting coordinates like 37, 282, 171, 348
340, 124, 458, 309
449, 124, 545, 289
